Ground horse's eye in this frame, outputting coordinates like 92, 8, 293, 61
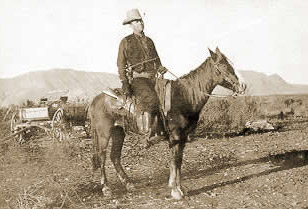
219, 64, 227, 70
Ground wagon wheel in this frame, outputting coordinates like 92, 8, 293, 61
51, 108, 65, 141
84, 104, 91, 138
10, 112, 25, 142
84, 120, 91, 138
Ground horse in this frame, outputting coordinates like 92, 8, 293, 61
89, 47, 246, 200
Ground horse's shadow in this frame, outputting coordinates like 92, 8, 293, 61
187, 149, 308, 197
75, 150, 308, 200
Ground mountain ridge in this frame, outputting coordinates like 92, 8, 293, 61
0, 69, 307, 106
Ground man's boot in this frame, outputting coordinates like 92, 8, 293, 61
142, 112, 165, 148
135, 112, 152, 148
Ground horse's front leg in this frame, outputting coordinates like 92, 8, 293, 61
168, 129, 186, 200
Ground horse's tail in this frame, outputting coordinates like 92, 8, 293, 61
92, 128, 101, 171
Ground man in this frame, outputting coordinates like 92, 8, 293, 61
117, 8, 167, 145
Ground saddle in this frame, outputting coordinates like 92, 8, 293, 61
102, 88, 134, 114
102, 82, 172, 138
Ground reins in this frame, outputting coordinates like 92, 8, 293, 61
122, 56, 243, 99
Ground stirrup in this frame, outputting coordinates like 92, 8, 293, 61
144, 135, 166, 149
118, 101, 125, 110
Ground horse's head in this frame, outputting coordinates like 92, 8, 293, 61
209, 47, 246, 95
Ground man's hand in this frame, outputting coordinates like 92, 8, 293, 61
158, 66, 168, 75
121, 80, 132, 97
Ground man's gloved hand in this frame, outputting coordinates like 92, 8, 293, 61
121, 80, 132, 97
158, 66, 168, 75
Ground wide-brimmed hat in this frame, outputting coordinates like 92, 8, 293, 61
122, 9, 142, 25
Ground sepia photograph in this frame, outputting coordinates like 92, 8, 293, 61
0, 0, 308, 208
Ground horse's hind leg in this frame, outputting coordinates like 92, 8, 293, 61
110, 126, 134, 191
93, 128, 112, 196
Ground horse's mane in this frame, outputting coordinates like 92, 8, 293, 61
176, 57, 215, 105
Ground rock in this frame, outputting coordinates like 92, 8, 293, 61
245, 120, 275, 131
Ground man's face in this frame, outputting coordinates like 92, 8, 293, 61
130, 20, 144, 34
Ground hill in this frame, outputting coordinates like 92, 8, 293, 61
213, 70, 308, 96
0, 69, 120, 106
0, 69, 308, 106
239, 71, 308, 95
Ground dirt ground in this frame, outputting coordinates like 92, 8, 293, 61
1, 117, 308, 209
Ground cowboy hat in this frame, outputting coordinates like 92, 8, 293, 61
122, 9, 142, 25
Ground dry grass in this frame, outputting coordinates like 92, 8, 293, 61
0, 136, 93, 209
15, 181, 51, 209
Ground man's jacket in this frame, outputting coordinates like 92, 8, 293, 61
117, 33, 163, 81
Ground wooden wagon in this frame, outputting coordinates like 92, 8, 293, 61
10, 104, 65, 141
10, 96, 90, 142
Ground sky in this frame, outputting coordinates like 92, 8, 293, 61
0, 0, 307, 84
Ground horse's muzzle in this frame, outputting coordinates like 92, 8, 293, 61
237, 82, 247, 95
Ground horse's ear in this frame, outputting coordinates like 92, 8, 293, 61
216, 47, 221, 55
208, 48, 218, 61
215, 47, 223, 60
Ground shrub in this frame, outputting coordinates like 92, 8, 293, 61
196, 96, 261, 135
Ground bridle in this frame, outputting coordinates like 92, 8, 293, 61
209, 57, 241, 97
167, 57, 243, 98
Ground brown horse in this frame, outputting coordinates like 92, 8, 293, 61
89, 47, 246, 199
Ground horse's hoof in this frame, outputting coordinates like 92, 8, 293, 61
102, 186, 112, 197
171, 189, 184, 200
143, 141, 152, 149
126, 182, 135, 192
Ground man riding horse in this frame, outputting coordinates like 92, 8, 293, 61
117, 9, 168, 146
